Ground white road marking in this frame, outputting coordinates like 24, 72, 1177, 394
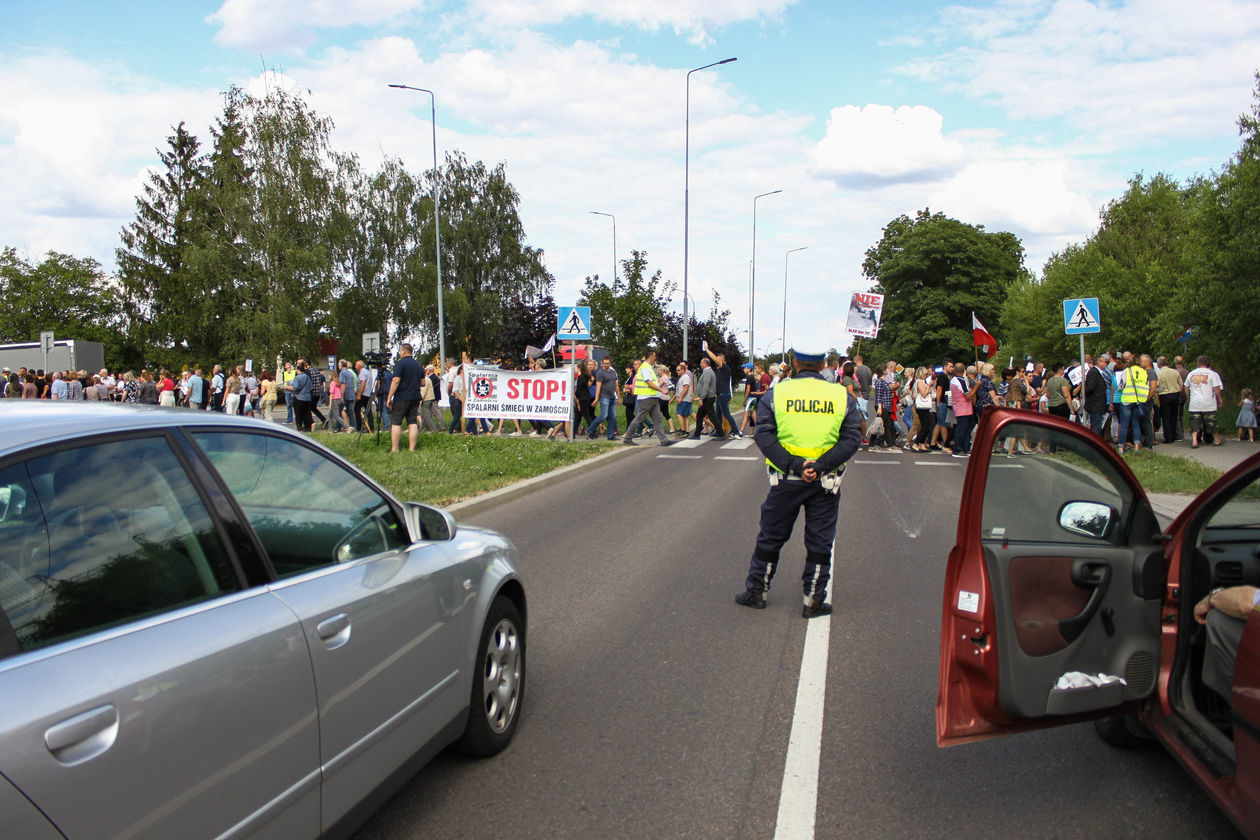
852, 459, 898, 465
914, 460, 959, 466
672, 437, 706, 449
720, 437, 755, 450
990, 463, 1024, 469
714, 455, 759, 461
656, 454, 703, 460
774, 580, 832, 840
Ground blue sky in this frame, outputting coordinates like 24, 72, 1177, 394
3, 0, 1258, 356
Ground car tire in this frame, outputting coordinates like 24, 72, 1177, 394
459, 596, 526, 757
1093, 714, 1153, 748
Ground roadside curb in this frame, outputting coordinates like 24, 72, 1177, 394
448, 443, 643, 517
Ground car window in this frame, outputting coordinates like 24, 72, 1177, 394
981, 422, 1135, 545
191, 431, 407, 577
1202, 473, 1260, 530
0, 437, 240, 652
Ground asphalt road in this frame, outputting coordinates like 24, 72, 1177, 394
352, 439, 1238, 840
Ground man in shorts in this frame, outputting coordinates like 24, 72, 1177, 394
1186, 354, 1224, 448
386, 343, 424, 452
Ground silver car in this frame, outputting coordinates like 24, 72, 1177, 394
0, 402, 526, 839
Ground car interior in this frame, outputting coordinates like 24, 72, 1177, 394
1171, 472, 1260, 775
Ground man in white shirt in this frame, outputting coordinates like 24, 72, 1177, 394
1186, 355, 1224, 448
674, 362, 694, 436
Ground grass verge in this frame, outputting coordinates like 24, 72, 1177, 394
311, 430, 618, 507
1117, 448, 1225, 495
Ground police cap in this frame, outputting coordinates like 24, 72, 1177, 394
791, 348, 826, 364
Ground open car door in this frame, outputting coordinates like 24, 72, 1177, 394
937, 408, 1167, 745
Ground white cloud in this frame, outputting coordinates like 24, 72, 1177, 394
906, 0, 1260, 148
0, 51, 221, 264
207, 0, 426, 51
810, 104, 968, 187
469, 0, 797, 44
207, 0, 797, 51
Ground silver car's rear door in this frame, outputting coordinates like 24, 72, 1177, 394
0, 434, 321, 839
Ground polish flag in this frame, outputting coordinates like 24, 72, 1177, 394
972, 313, 997, 358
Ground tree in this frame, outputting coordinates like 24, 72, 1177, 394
1001, 173, 1204, 366
0, 249, 131, 365
117, 121, 206, 360
859, 210, 1024, 367
428, 152, 552, 359
579, 250, 673, 366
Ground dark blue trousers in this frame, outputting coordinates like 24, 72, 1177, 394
744, 478, 840, 601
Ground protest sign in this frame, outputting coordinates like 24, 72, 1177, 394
846, 292, 884, 338
463, 366, 572, 420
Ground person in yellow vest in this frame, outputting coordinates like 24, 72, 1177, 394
1117, 355, 1149, 452
622, 348, 677, 447
735, 348, 862, 618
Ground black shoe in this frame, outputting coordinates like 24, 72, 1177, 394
689, 434, 701, 440
623, 438, 638, 446
735, 590, 766, 609
660, 439, 676, 447
802, 598, 832, 619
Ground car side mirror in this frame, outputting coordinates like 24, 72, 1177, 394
1058, 501, 1115, 540
405, 502, 458, 542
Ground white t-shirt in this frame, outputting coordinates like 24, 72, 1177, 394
1186, 367, 1223, 412
676, 371, 693, 402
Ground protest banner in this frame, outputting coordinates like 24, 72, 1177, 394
463, 366, 572, 421
846, 292, 884, 339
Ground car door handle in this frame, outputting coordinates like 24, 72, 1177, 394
45, 704, 119, 766
316, 613, 351, 649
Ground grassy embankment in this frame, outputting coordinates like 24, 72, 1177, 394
312, 429, 618, 507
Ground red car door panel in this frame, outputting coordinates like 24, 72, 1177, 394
938, 409, 1165, 745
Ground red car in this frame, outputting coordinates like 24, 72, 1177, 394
938, 408, 1260, 835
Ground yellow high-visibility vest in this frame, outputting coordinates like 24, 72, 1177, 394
767, 377, 848, 472
633, 362, 658, 397
1120, 365, 1149, 404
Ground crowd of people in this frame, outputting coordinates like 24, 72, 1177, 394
817, 350, 1249, 457
9, 348, 1247, 456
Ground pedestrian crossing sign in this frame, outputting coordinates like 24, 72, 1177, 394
557, 306, 592, 340
1063, 298, 1101, 335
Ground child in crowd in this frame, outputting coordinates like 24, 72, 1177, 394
1238, 388, 1256, 442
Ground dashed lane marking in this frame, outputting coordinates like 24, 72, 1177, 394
714, 455, 759, 461
656, 454, 704, 460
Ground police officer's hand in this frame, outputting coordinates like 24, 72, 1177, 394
801, 460, 819, 482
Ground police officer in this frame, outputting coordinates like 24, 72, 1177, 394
735, 348, 862, 618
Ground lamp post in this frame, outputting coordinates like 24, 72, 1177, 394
759, 338, 783, 361
749, 189, 782, 367
782, 246, 807, 363
589, 211, 616, 283
683, 56, 737, 362
388, 83, 446, 371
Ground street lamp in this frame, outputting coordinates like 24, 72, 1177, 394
388, 83, 446, 371
683, 56, 737, 362
759, 338, 783, 361
589, 211, 616, 283
782, 246, 807, 363
749, 189, 782, 366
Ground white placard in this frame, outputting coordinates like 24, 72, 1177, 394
462, 367, 572, 420
957, 590, 980, 614
846, 292, 883, 338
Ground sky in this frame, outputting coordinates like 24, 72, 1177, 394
3, 0, 1259, 357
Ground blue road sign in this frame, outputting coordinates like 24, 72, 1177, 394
1063, 298, 1101, 335
557, 306, 592, 340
